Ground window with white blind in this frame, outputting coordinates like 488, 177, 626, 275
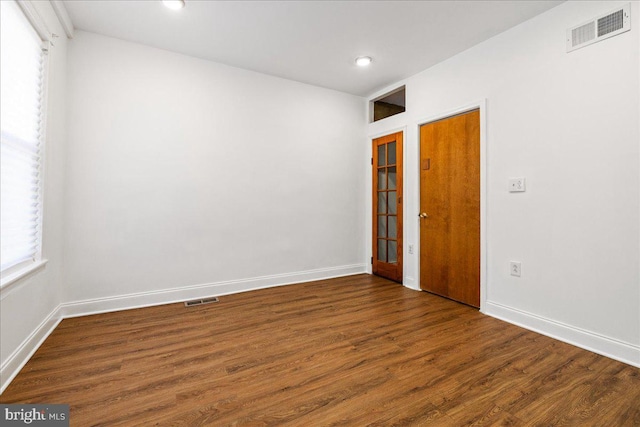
0, 0, 48, 280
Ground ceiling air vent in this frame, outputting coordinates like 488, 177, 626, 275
567, 3, 630, 52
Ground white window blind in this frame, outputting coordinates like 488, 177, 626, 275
1, 0, 47, 273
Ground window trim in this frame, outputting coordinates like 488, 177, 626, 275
15, 0, 52, 43
0, 260, 48, 293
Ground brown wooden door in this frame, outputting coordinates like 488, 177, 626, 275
373, 132, 403, 283
419, 110, 480, 307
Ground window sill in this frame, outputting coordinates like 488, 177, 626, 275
0, 259, 49, 292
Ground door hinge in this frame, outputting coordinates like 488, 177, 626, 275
371, 158, 373, 165
371, 256, 373, 264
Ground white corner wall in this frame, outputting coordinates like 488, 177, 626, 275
368, 1, 640, 366
0, 1, 68, 392
63, 31, 367, 312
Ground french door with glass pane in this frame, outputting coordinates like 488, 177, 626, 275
372, 131, 403, 283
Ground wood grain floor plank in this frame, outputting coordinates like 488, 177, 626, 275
1, 274, 637, 426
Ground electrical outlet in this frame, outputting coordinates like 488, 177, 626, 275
408, 244, 414, 254
508, 177, 526, 192
510, 261, 522, 277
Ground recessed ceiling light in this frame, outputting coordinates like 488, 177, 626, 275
355, 56, 372, 67
163, 0, 185, 10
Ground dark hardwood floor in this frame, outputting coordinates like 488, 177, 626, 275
1, 274, 638, 426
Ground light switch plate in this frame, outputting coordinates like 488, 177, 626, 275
510, 261, 522, 277
509, 177, 526, 192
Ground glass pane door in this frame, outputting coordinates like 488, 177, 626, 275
377, 142, 398, 264
372, 132, 403, 283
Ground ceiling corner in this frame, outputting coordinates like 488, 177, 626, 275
50, 0, 74, 39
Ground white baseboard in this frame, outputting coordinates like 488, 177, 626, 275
403, 276, 420, 291
1, 264, 366, 394
60, 264, 366, 318
1, 307, 62, 394
484, 300, 640, 368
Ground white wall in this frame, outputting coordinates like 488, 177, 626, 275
368, 1, 639, 365
63, 31, 367, 307
0, 1, 68, 391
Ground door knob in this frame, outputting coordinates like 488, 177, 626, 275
418, 212, 429, 219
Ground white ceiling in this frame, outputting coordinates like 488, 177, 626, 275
62, 1, 564, 97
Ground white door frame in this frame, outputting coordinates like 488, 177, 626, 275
414, 99, 487, 312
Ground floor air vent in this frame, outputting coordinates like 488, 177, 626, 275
184, 297, 219, 307
567, 4, 630, 52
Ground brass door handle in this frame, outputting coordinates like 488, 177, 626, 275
418, 212, 429, 219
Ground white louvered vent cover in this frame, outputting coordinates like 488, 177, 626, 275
567, 3, 630, 52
